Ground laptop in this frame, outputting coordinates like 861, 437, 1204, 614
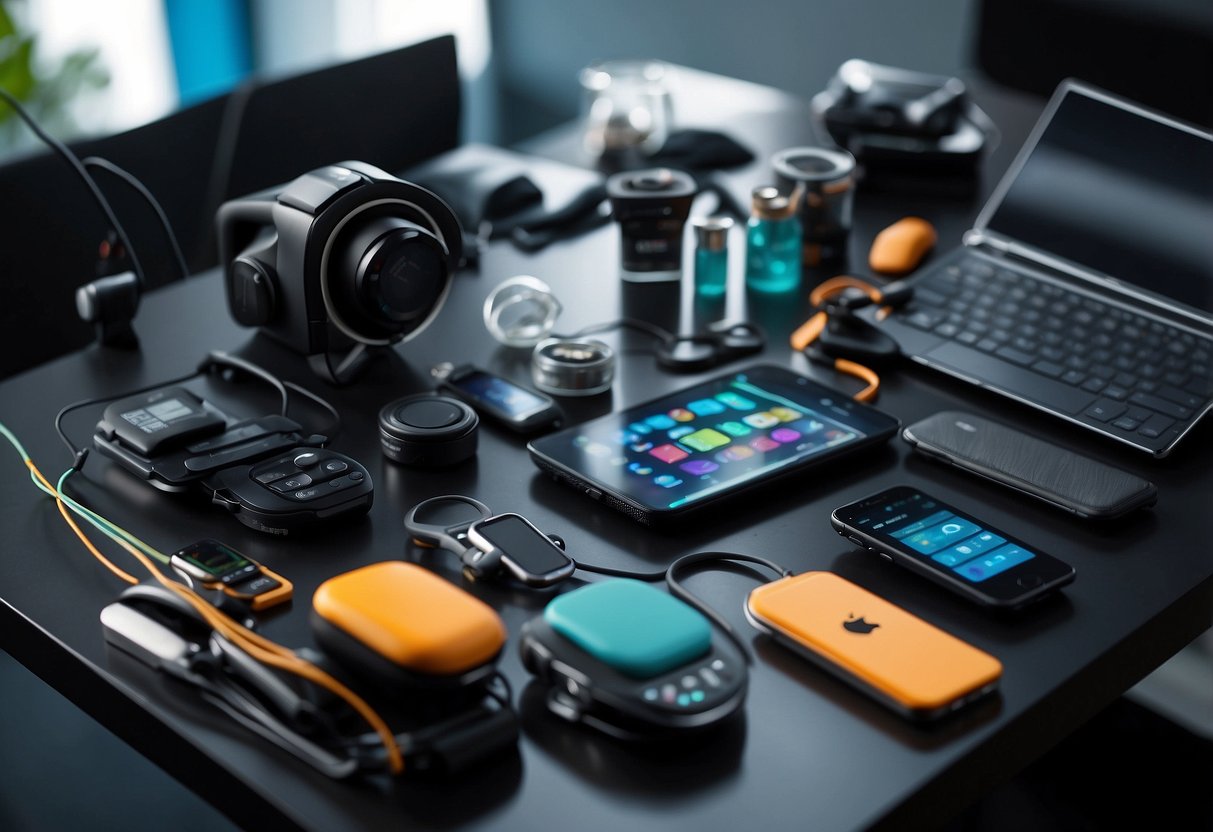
874, 79, 1213, 458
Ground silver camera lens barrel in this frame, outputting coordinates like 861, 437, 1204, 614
531, 338, 615, 396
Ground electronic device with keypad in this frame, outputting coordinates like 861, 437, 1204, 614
86, 354, 373, 535
873, 80, 1213, 457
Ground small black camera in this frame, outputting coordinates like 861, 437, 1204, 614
218, 161, 463, 384
606, 167, 696, 282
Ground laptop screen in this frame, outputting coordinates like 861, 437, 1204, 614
978, 82, 1213, 319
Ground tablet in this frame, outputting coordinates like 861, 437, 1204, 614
527, 365, 900, 524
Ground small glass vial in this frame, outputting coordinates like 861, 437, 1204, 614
745, 186, 802, 293
691, 215, 733, 298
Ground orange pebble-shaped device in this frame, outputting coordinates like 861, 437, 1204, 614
868, 217, 937, 275
312, 561, 507, 690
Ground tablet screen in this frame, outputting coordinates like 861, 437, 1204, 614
528, 366, 899, 515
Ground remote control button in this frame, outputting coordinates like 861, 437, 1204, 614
699, 667, 721, 687
217, 564, 259, 585
643, 687, 659, 702
234, 575, 281, 595
661, 684, 677, 704
681, 675, 699, 689
254, 468, 291, 485
322, 459, 349, 475
271, 474, 314, 493
676, 693, 691, 707
349, 470, 365, 482
291, 487, 322, 501
690, 690, 706, 703
293, 452, 321, 468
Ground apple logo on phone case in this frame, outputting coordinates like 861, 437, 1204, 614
843, 614, 880, 634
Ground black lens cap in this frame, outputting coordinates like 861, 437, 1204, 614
378, 394, 478, 467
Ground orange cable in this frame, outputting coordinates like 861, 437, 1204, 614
27, 455, 403, 774
25, 461, 139, 585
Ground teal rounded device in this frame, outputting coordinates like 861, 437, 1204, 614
519, 579, 747, 739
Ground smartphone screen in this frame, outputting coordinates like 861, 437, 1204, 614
443, 369, 555, 424
831, 485, 1075, 608
528, 365, 900, 521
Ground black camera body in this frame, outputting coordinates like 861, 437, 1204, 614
218, 162, 463, 383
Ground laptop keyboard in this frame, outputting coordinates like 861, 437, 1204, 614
895, 254, 1213, 445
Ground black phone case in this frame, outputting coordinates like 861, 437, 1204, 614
902, 411, 1157, 519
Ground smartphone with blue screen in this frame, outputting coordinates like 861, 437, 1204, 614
831, 485, 1075, 609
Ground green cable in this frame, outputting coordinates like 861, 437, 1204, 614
56, 469, 171, 564
0, 420, 170, 564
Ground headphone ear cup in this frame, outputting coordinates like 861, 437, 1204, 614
75, 271, 140, 348
228, 256, 277, 327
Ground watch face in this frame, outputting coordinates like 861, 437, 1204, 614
174, 539, 252, 578
470, 514, 572, 577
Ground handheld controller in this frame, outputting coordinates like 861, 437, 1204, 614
90, 361, 373, 535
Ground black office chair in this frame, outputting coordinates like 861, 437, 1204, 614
197, 34, 461, 264
971, 0, 1213, 126
0, 94, 232, 380
0, 34, 462, 382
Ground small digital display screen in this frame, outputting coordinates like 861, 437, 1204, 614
848, 491, 1036, 584
529, 367, 899, 512
476, 515, 570, 574
451, 371, 549, 419
182, 540, 251, 577
985, 86, 1213, 316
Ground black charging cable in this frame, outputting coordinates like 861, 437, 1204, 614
82, 156, 190, 281
0, 87, 147, 292
666, 552, 794, 664
553, 317, 765, 373
571, 549, 795, 664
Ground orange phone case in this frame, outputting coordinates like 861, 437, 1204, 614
746, 571, 1001, 719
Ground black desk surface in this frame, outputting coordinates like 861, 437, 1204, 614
1, 67, 1210, 832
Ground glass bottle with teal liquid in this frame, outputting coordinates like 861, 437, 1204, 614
744, 186, 801, 293
691, 215, 733, 298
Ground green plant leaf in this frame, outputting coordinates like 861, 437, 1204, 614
0, 35, 35, 102
0, 3, 16, 40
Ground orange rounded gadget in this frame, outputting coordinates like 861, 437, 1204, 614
312, 561, 507, 690
868, 216, 937, 275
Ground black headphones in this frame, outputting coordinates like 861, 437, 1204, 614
218, 162, 464, 384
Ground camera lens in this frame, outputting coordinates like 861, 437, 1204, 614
361, 228, 446, 322
332, 215, 450, 340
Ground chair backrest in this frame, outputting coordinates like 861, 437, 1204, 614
0, 34, 461, 381
0, 93, 231, 380
207, 35, 460, 259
